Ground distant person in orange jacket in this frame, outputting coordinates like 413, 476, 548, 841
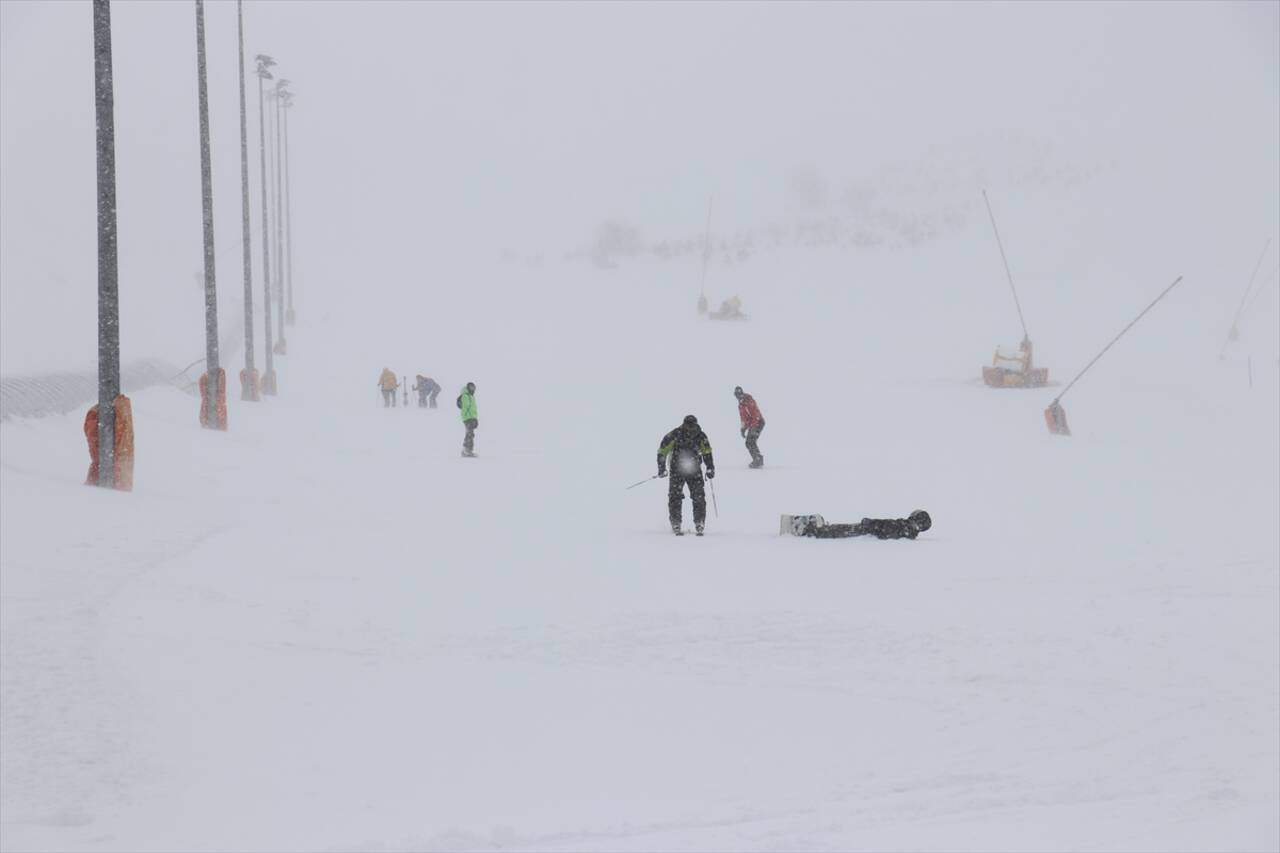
734, 385, 765, 468
378, 368, 399, 408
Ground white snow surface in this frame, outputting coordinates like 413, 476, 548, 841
3, 228, 1279, 851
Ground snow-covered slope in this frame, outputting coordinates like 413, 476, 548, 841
2, 202, 1277, 850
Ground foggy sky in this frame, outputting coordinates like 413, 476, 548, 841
1, 0, 1276, 370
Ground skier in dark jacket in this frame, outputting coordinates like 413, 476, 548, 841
734, 386, 765, 468
414, 375, 441, 408
657, 415, 715, 536
783, 510, 932, 540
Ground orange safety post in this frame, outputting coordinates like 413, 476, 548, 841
261, 368, 278, 396
84, 395, 135, 490
240, 367, 261, 401
1044, 400, 1071, 437
199, 368, 229, 430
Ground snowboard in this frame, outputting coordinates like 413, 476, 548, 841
780, 514, 825, 535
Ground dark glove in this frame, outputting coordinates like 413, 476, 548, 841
706, 468, 715, 479
740, 428, 746, 438
657, 467, 667, 478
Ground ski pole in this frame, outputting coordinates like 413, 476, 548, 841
707, 474, 719, 518
625, 474, 661, 490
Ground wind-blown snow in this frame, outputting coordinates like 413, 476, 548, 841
2, 1, 1278, 850
3, 225, 1278, 850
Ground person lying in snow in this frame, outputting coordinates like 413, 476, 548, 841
782, 510, 932, 539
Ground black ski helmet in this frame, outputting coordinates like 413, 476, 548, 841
683, 414, 698, 427
909, 510, 932, 532
733, 386, 744, 399
466, 382, 476, 393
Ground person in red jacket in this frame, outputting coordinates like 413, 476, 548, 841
734, 385, 765, 468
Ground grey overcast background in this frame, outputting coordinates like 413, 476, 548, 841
1, 1, 1277, 371
2, 4, 1279, 851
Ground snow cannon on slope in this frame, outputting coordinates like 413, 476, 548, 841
1044, 275, 1185, 437
706, 295, 748, 321
983, 336, 1049, 388
979, 191, 1051, 389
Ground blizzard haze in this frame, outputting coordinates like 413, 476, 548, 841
2, 0, 1278, 370
1, 1, 1278, 852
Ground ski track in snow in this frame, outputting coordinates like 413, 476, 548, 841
2, 243, 1278, 852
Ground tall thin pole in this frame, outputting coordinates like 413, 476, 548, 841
1220, 237, 1273, 356
273, 81, 286, 350
283, 92, 295, 325
265, 88, 276, 324
1245, 267, 1278, 315
195, 0, 220, 426
255, 55, 275, 391
93, 0, 120, 486
1052, 276, 1185, 405
266, 88, 277, 303
982, 190, 1029, 341
236, 0, 255, 393
699, 196, 713, 300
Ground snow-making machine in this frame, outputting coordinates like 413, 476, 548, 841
979, 191, 1051, 389
982, 337, 1048, 388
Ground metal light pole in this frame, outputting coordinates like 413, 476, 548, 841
93, 0, 120, 485
195, 0, 221, 428
235, 0, 257, 400
272, 78, 289, 354
254, 53, 276, 393
265, 85, 279, 353
282, 89, 295, 326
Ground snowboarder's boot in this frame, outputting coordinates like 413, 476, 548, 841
695, 524, 705, 536
461, 449, 477, 458
671, 524, 684, 536
749, 458, 764, 469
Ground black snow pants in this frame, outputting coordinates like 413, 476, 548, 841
744, 425, 764, 465
669, 472, 707, 528
806, 523, 863, 538
805, 518, 919, 540
418, 380, 441, 408
463, 418, 478, 453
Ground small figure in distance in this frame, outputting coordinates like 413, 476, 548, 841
414, 375, 441, 408
457, 382, 478, 457
734, 385, 765, 468
378, 367, 399, 408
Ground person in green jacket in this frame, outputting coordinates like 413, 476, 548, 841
457, 382, 478, 457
